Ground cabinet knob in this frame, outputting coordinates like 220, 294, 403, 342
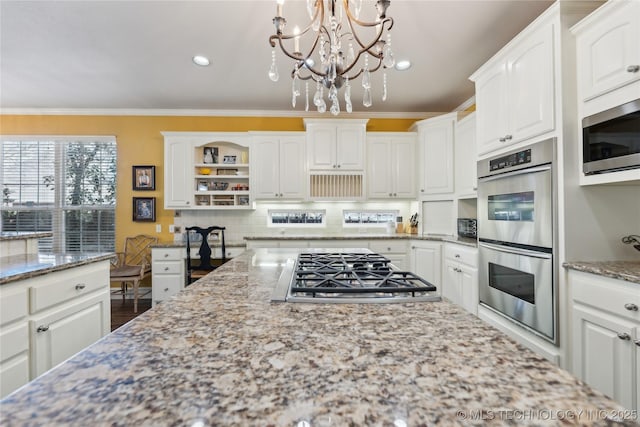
455, 254, 460, 258
504, 134, 513, 141
37, 325, 49, 333
635, 340, 640, 347
164, 253, 169, 258
333, 165, 337, 168
627, 65, 640, 73
499, 137, 506, 142
186, 201, 190, 204
393, 193, 397, 197
387, 247, 391, 251
624, 303, 638, 311
164, 267, 169, 271
279, 193, 283, 197
75, 284, 86, 290
420, 189, 424, 193
617, 332, 631, 341
411, 246, 416, 249
389, 193, 393, 197
337, 164, 341, 168
164, 288, 169, 292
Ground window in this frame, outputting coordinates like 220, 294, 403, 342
1, 137, 117, 253
343, 210, 399, 228
268, 210, 326, 227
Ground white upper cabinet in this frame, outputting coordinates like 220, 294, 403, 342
251, 133, 306, 200
412, 112, 456, 196
366, 133, 416, 199
573, 0, 640, 105
163, 138, 193, 209
454, 112, 477, 197
305, 119, 367, 171
471, 18, 555, 156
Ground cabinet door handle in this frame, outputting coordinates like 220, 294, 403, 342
499, 137, 506, 142
164, 288, 169, 292
37, 325, 49, 333
164, 267, 169, 271
75, 284, 86, 290
617, 332, 631, 341
332, 165, 337, 168
627, 65, 640, 73
624, 303, 638, 311
393, 193, 397, 197
389, 193, 393, 197
164, 253, 169, 258
420, 189, 424, 193
635, 340, 640, 347
411, 246, 416, 249
504, 134, 513, 141
186, 201, 190, 204
455, 254, 460, 258
337, 164, 341, 168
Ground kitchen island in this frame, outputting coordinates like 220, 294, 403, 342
0, 249, 634, 426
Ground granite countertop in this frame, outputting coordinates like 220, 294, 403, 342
244, 233, 478, 248
563, 260, 640, 285
0, 231, 53, 242
0, 249, 631, 426
0, 252, 115, 285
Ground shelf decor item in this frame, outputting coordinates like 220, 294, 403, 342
132, 165, 155, 191
203, 147, 218, 164
133, 197, 156, 222
217, 168, 238, 176
223, 155, 237, 164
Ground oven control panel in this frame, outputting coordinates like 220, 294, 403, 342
489, 148, 532, 171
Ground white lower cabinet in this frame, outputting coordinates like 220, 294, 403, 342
370, 240, 409, 270
31, 293, 108, 377
570, 270, 640, 411
409, 241, 442, 295
443, 243, 478, 315
0, 260, 110, 398
152, 247, 185, 306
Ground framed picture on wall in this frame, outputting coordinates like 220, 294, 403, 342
132, 165, 155, 191
133, 197, 156, 222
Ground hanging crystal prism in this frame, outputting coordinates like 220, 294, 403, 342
306, 0, 315, 19
353, 0, 362, 19
317, 85, 326, 113
268, 50, 279, 82
305, 82, 310, 111
382, 72, 388, 101
330, 96, 340, 116
382, 34, 395, 68
362, 54, 371, 89
344, 77, 353, 113
292, 69, 300, 107
329, 83, 338, 102
313, 81, 322, 107
347, 42, 355, 64
363, 88, 372, 107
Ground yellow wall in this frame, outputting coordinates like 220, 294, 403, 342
0, 114, 420, 250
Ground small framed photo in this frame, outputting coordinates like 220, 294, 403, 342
203, 147, 218, 164
132, 165, 155, 191
223, 155, 237, 164
197, 181, 209, 191
133, 197, 156, 222
217, 168, 238, 176
238, 195, 250, 206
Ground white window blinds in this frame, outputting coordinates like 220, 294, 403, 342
1, 137, 117, 253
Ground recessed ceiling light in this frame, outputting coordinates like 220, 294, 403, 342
192, 55, 210, 67
395, 60, 411, 71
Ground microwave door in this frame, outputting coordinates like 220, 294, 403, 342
478, 165, 552, 249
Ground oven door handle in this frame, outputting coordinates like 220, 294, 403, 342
478, 164, 551, 183
479, 242, 552, 260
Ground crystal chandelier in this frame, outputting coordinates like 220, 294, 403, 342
269, 0, 394, 115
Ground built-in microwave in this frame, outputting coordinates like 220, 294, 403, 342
582, 98, 640, 175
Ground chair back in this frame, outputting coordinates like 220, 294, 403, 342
123, 235, 158, 271
185, 226, 226, 273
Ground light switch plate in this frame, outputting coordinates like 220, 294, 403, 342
156, 224, 161, 233
169, 224, 175, 233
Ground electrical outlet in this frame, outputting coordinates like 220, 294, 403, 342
169, 224, 175, 233
156, 224, 161, 233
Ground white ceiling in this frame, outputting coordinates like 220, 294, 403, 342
0, 0, 557, 116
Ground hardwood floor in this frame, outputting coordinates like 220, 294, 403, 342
110, 298, 152, 332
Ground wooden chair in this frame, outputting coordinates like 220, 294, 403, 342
185, 226, 227, 284
110, 234, 158, 313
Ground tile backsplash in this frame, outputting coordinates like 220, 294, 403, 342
174, 201, 417, 243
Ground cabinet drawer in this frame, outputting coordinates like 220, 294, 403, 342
309, 240, 368, 249
152, 277, 183, 303
0, 322, 28, 362
0, 352, 30, 399
29, 262, 109, 313
153, 261, 183, 275
0, 285, 28, 326
370, 240, 408, 254
215, 246, 246, 258
152, 247, 184, 261
571, 271, 640, 322
444, 244, 478, 268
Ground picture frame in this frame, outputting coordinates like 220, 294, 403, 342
132, 165, 155, 191
223, 155, 237, 164
203, 147, 218, 164
217, 168, 238, 176
133, 197, 156, 222
197, 181, 209, 191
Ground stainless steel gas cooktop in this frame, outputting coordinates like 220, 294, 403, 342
271, 252, 440, 303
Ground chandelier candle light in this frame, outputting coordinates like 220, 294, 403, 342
269, 0, 395, 115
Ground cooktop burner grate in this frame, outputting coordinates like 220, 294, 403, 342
291, 252, 437, 297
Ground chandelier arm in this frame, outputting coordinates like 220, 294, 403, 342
346, 17, 393, 52
341, 0, 394, 32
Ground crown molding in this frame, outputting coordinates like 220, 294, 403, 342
0, 107, 434, 120
453, 96, 476, 112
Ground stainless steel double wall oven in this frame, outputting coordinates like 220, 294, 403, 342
477, 138, 558, 344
